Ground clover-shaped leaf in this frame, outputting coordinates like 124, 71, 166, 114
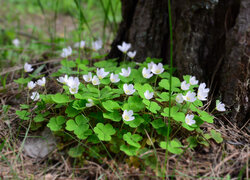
151, 119, 165, 129
156, 92, 169, 102
61, 59, 76, 68
94, 123, 116, 141
122, 95, 145, 112
187, 136, 198, 149
72, 99, 87, 110
159, 139, 183, 155
199, 111, 214, 123
16, 110, 30, 120
210, 130, 223, 143
123, 132, 142, 148
134, 83, 153, 99
159, 78, 180, 92
47, 116, 66, 131
68, 146, 84, 158
33, 114, 45, 122
103, 110, 121, 122
102, 100, 120, 112
51, 93, 72, 104
123, 115, 144, 128
66, 115, 90, 139
120, 144, 139, 156
143, 99, 161, 114
65, 105, 80, 117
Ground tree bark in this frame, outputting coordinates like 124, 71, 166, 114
108, 0, 250, 128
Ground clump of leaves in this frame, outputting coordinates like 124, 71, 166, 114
16, 53, 225, 174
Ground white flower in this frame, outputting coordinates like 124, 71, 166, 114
127, 51, 136, 58
27, 81, 36, 90
12, 38, 20, 47
83, 72, 92, 82
216, 101, 226, 112
30, 91, 40, 101
123, 84, 136, 95
197, 83, 209, 101
92, 75, 100, 86
147, 62, 155, 70
97, 68, 109, 79
36, 77, 46, 87
189, 76, 198, 85
57, 75, 69, 84
151, 63, 164, 74
67, 77, 80, 94
110, 73, 120, 83
24, 63, 33, 73
142, 67, 153, 79
144, 90, 154, 100
181, 80, 190, 90
122, 110, 135, 121
117, 42, 131, 53
119, 67, 131, 77
92, 39, 102, 51
183, 91, 196, 102
61, 46, 72, 58
176, 93, 184, 103
86, 99, 94, 107
74, 41, 85, 49
185, 114, 196, 126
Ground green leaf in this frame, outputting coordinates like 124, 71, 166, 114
66, 115, 90, 139
102, 100, 120, 112
156, 92, 169, 102
68, 146, 84, 158
47, 116, 66, 131
94, 60, 117, 68
199, 111, 214, 123
72, 99, 87, 110
123, 132, 142, 148
151, 119, 165, 129
51, 93, 72, 104
20, 104, 30, 109
120, 144, 139, 156
94, 123, 116, 141
65, 105, 80, 117
210, 130, 223, 143
187, 136, 198, 149
134, 83, 154, 99
159, 78, 181, 92
159, 139, 183, 154
103, 110, 121, 122
33, 114, 45, 122
122, 95, 145, 112
143, 99, 161, 114
123, 115, 144, 128
16, 110, 30, 120
61, 59, 76, 68
14, 77, 31, 84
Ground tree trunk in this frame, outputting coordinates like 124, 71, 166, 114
108, 0, 250, 128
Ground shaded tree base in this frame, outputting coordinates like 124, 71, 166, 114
108, 0, 250, 127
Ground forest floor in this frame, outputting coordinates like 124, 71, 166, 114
0, 1, 249, 179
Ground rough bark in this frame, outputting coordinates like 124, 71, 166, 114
108, 0, 250, 128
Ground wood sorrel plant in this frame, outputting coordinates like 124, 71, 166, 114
16, 55, 225, 170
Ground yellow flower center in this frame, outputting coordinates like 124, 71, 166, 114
186, 97, 190, 101
155, 69, 160, 74
93, 80, 97, 84
124, 115, 129, 120
125, 90, 130, 94
71, 88, 76, 93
